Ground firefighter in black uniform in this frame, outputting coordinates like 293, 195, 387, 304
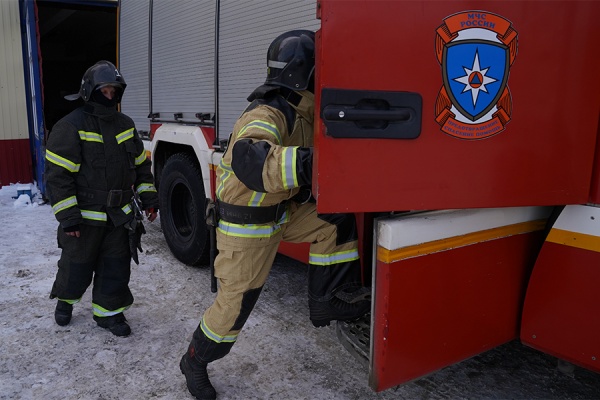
45, 61, 159, 337
179, 31, 370, 399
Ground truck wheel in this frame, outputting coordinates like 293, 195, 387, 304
159, 153, 209, 266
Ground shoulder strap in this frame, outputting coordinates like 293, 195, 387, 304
245, 85, 296, 134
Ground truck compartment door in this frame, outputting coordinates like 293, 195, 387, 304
521, 205, 600, 374
315, 0, 600, 213
369, 206, 552, 391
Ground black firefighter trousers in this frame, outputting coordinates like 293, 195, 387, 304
50, 224, 134, 317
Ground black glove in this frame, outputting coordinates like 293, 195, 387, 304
63, 224, 80, 233
127, 220, 146, 265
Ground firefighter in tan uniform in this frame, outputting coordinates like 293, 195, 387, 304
180, 30, 370, 400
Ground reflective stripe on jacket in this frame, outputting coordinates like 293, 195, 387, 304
45, 102, 158, 228
215, 87, 314, 238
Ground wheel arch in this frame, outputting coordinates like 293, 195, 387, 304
151, 124, 214, 199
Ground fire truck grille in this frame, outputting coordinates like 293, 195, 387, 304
335, 313, 371, 369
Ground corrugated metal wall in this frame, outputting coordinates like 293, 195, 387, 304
0, 0, 33, 186
218, 0, 319, 139
152, 0, 215, 122
119, 0, 319, 141
119, 0, 151, 133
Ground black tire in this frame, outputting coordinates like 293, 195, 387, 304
159, 153, 210, 266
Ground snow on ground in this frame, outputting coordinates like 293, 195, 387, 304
1, 183, 599, 400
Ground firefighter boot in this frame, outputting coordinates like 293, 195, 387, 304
309, 287, 371, 328
180, 323, 236, 399
93, 313, 131, 337
54, 300, 73, 326
180, 345, 217, 400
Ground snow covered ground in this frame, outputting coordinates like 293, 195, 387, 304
1, 183, 599, 400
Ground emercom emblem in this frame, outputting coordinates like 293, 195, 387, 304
435, 11, 518, 140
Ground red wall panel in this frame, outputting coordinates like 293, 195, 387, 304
0, 139, 33, 187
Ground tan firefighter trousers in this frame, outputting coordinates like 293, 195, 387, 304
203, 200, 361, 338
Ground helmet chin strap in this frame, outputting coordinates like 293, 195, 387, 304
307, 75, 314, 94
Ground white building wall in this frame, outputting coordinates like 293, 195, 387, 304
0, 0, 29, 142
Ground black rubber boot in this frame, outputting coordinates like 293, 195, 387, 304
180, 346, 217, 400
309, 288, 371, 328
93, 313, 131, 337
54, 300, 73, 326
180, 324, 236, 399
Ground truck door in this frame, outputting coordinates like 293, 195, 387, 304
315, 0, 600, 213
315, 0, 600, 392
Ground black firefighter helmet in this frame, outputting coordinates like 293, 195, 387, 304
65, 60, 127, 102
265, 30, 315, 92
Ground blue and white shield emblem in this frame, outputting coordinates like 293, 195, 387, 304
442, 40, 509, 122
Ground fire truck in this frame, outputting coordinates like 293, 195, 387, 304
118, 0, 600, 392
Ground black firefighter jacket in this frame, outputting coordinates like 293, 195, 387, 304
45, 102, 158, 230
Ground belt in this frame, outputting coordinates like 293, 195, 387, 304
217, 200, 287, 224
77, 187, 134, 207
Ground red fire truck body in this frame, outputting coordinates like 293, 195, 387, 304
313, 1, 600, 390
119, 0, 600, 391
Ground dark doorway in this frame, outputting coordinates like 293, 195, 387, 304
37, 0, 117, 132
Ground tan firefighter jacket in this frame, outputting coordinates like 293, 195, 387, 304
215, 85, 314, 240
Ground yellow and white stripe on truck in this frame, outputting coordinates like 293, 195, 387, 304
370, 206, 552, 392
521, 204, 600, 374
